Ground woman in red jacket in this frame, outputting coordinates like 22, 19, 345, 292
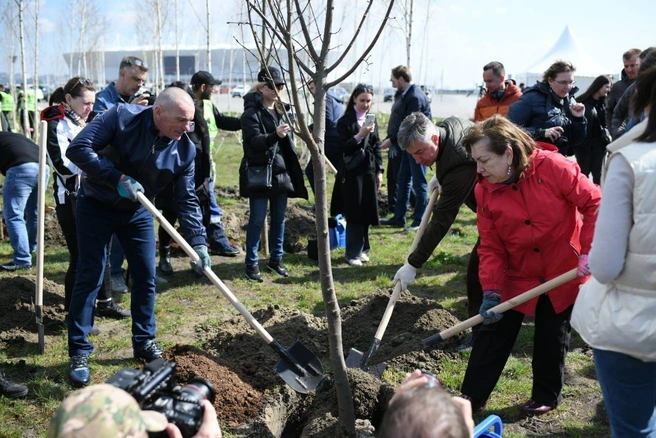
459, 115, 601, 415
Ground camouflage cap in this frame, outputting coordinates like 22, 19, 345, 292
47, 384, 168, 438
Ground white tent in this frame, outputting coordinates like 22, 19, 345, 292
515, 26, 614, 95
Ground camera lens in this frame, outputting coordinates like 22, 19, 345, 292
182, 377, 216, 404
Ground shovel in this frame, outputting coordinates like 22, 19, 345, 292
346, 187, 440, 377
137, 192, 324, 394
422, 268, 578, 347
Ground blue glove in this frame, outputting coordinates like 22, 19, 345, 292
117, 176, 144, 202
389, 144, 399, 160
191, 245, 211, 275
479, 291, 502, 325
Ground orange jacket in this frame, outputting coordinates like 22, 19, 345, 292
474, 82, 522, 122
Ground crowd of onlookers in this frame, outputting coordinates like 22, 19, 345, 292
1, 46, 655, 438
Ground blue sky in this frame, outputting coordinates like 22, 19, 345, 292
7, 0, 656, 89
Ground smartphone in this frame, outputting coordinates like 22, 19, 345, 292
365, 114, 376, 126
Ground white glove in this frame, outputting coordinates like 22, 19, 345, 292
394, 263, 417, 290
428, 174, 441, 194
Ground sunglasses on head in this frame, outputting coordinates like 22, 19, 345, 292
123, 57, 149, 69
65, 77, 93, 94
355, 83, 374, 93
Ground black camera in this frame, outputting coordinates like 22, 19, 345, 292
107, 358, 216, 438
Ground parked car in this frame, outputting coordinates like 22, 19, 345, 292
331, 86, 349, 103
383, 88, 395, 102
231, 84, 249, 98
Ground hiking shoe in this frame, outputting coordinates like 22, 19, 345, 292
209, 243, 241, 257
404, 224, 420, 232
0, 372, 28, 398
245, 264, 263, 282
346, 258, 363, 267
0, 262, 32, 271
69, 355, 90, 388
110, 274, 128, 294
134, 340, 162, 362
267, 259, 289, 277
358, 253, 370, 263
95, 300, 130, 319
380, 218, 405, 227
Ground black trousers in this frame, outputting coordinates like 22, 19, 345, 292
575, 140, 606, 185
386, 146, 402, 213
157, 209, 179, 249
461, 294, 573, 406
56, 194, 111, 311
466, 238, 483, 319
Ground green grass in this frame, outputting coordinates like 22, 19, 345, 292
0, 119, 607, 437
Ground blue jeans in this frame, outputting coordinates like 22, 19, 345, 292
3, 163, 45, 266
594, 348, 656, 438
245, 194, 287, 265
109, 234, 126, 277
392, 150, 427, 225
68, 194, 156, 356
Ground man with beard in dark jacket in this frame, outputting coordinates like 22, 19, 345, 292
606, 48, 641, 131
392, 112, 482, 350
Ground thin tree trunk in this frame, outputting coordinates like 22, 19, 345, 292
175, 0, 179, 81
17, 0, 30, 138
33, 0, 40, 143
205, 0, 211, 71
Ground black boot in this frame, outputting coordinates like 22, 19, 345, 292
267, 258, 289, 277
0, 371, 28, 398
158, 245, 173, 276
245, 264, 264, 282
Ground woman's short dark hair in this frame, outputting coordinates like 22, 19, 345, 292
542, 61, 576, 83
634, 52, 656, 143
49, 77, 95, 105
462, 115, 535, 177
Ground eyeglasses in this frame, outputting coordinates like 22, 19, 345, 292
355, 83, 374, 93
121, 56, 149, 70
553, 80, 575, 87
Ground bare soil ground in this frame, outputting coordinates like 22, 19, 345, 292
0, 272, 606, 437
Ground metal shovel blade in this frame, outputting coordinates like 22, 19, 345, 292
272, 340, 325, 394
345, 348, 387, 378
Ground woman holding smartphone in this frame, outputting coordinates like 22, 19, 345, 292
335, 84, 383, 266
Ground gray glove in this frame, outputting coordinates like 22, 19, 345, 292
428, 174, 441, 194
191, 245, 211, 275
479, 292, 502, 325
117, 176, 144, 202
393, 263, 417, 290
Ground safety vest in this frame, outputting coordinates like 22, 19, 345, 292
0, 91, 14, 112
19, 89, 37, 110
202, 99, 219, 150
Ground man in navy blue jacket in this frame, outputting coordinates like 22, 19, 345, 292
381, 66, 432, 230
65, 87, 211, 387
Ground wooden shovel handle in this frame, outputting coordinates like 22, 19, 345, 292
137, 192, 275, 344
422, 268, 578, 346
373, 188, 440, 341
